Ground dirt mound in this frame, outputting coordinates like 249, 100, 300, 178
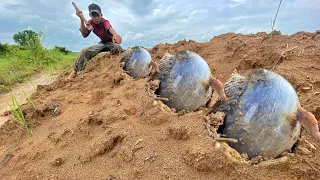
1, 32, 320, 179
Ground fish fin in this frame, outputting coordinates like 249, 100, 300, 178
158, 53, 175, 79
224, 73, 247, 104
121, 48, 133, 64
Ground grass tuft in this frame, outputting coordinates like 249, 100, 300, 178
270, 0, 285, 40
8, 95, 32, 136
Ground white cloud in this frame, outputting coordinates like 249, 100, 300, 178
132, 33, 144, 40
122, 34, 130, 41
231, 0, 247, 2
213, 25, 230, 32
153, 8, 161, 16
25, 26, 33, 30
121, 31, 134, 41
229, 14, 268, 21
228, 0, 248, 8
0, 0, 318, 51
172, 31, 185, 41
235, 27, 247, 33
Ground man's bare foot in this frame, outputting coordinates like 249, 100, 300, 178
66, 70, 77, 80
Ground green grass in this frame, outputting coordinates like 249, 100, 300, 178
0, 48, 79, 92
270, 0, 285, 40
50, 51, 79, 74
20, 88, 37, 109
8, 95, 32, 136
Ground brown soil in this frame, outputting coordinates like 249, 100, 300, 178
1, 31, 320, 180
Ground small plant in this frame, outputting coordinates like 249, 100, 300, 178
0, 85, 11, 93
8, 95, 32, 136
29, 80, 37, 91
20, 88, 37, 109
270, 0, 285, 40
45, 63, 55, 82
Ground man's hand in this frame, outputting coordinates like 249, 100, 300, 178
75, 10, 83, 18
76, 11, 93, 31
85, 23, 94, 31
112, 33, 122, 44
72, 2, 94, 31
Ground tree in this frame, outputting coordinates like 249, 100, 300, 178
13, 30, 38, 46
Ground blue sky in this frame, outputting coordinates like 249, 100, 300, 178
0, 0, 319, 51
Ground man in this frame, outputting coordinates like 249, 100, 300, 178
67, 3, 123, 80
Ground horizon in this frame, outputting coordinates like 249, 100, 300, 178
0, 0, 319, 51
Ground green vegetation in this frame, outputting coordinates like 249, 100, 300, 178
20, 88, 37, 109
8, 95, 32, 136
0, 30, 79, 92
53, 46, 72, 54
13, 30, 38, 46
270, 0, 285, 40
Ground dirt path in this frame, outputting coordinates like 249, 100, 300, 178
0, 72, 58, 126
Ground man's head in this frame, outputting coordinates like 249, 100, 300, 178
88, 3, 102, 24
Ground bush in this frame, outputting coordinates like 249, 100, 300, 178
0, 43, 10, 55
53, 46, 71, 54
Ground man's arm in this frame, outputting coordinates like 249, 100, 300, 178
109, 27, 122, 44
79, 18, 91, 38
73, 1, 93, 38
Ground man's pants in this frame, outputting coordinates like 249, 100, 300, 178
73, 43, 122, 71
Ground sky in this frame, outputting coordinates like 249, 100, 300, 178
0, 0, 319, 52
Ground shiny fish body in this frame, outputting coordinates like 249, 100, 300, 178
221, 69, 301, 159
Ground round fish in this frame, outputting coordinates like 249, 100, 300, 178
156, 50, 226, 111
122, 46, 157, 78
220, 69, 320, 159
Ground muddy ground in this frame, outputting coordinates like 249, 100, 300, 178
1, 31, 320, 179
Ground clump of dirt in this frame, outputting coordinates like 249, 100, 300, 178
314, 107, 320, 121
1, 31, 320, 179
